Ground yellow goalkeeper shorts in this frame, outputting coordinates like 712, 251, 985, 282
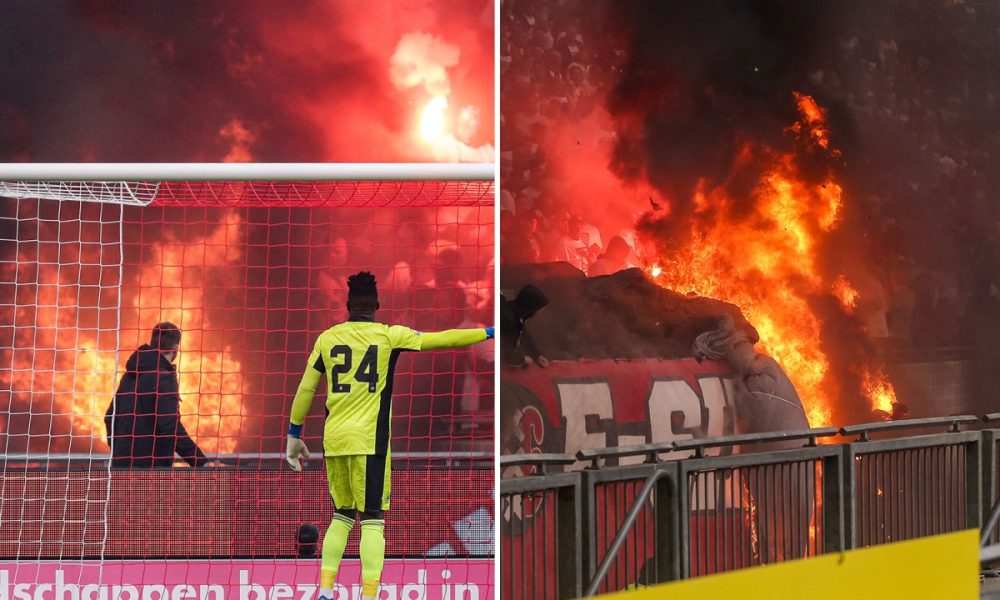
325, 452, 391, 513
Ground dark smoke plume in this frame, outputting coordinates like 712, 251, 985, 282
606, 0, 851, 224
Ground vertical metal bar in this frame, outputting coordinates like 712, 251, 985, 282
931, 446, 944, 534
914, 448, 921, 538
635, 479, 642, 587
944, 446, 952, 532
750, 466, 768, 565
981, 431, 997, 542
654, 464, 680, 583
606, 483, 613, 592
857, 452, 864, 548
926, 446, 932, 536
919, 447, 926, 536
729, 468, 736, 572
877, 451, 884, 544
858, 454, 876, 548
558, 479, 582, 600
866, 452, 873, 547
679, 466, 691, 579
737, 468, 745, 569
768, 462, 774, 563
535, 492, 542, 600
790, 461, 799, 560
701, 471, 709, 576
631, 480, 637, 587
781, 462, 787, 561
580, 469, 595, 596
941, 446, 952, 533
892, 451, 899, 543
767, 463, 775, 564
914, 448, 922, 538
715, 470, 723, 574
520, 494, 527, 600
903, 450, 917, 540
690, 474, 698, 577
500, 496, 508, 600
967, 439, 982, 531
780, 463, 788, 562
698, 471, 712, 575
544, 490, 551, 599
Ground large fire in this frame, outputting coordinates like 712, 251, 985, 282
647, 94, 896, 426
125, 213, 245, 454
1, 204, 244, 455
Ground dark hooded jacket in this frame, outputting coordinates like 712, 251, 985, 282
104, 344, 208, 468
500, 284, 549, 366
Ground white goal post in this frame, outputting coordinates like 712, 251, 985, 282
0, 162, 494, 206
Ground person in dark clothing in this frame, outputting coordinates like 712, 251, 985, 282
104, 322, 212, 468
499, 284, 550, 367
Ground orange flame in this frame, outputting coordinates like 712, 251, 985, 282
833, 275, 859, 311
863, 367, 898, 418
3, 207, 245, 455
3, 215, 121, 452
648, 94, 855, 427
790, 92, 838, 154
742, 483, 760, 563
127, 213, 246, 454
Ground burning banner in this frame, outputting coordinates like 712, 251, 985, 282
498, 0, 914, 428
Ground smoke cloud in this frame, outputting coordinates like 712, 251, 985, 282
0, 0, 494, 161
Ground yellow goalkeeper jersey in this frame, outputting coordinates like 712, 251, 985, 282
289, 319, 487, 456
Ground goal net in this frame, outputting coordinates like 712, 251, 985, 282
0, 168, 494, 598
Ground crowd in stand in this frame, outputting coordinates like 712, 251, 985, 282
499, 0, 630, 270
500, 0, 1000, 349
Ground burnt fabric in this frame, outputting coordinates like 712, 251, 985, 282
694, 314, 809, 441
500, 264, 758, 360
104, 344, 208, 468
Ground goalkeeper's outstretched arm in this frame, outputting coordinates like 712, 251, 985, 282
286, 343, 323, 471
418, 326, 494, 350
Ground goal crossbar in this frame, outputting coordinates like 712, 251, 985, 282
0, 162, 494, 181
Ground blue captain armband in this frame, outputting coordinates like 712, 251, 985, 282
485, 327, 495, 339
288, 423, 303, 438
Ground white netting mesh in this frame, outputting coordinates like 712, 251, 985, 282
0, 182, 159, 206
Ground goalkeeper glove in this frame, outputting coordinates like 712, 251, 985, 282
485, 326, 495, 339
286, 424, 310, 472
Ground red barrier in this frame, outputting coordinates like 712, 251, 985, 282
0, 468, 491, 559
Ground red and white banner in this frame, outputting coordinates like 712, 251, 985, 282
501, 357, 738, 468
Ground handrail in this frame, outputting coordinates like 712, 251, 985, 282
576, 442, 676, 468
673, 428, 839, 458
498, 453, 577, 475
840, 415, 978, 441
1, 451, 492, 460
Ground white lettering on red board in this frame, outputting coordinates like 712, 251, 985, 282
556, 376, 735, 470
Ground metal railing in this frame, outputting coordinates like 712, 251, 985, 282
0, 451, 494, 470
500, 415, 999, 599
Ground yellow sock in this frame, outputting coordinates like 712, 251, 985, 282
320, 513, 355, 589
359, 519, 386, 598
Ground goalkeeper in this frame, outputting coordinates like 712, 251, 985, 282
285, 271, 493, 600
